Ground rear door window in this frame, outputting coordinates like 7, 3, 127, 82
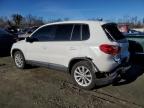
102, 23, 125, 41
71, 25, 81, 41
55, 24, 73, 41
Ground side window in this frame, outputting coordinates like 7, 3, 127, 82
30, 24, 90, 41
55, 24, 73, 41
31, 25, 56, 41
71, 25, 81, 41
82, 24, 90, 40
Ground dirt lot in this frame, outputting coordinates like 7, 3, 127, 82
0, 56, 144, 108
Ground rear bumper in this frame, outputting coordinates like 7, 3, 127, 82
94, 61, 131, 86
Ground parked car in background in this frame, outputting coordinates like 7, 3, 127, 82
124, 29, 144, 36
0, 28, 18, 55
123, 30, 144, 64
26, 26, 39, 34
5, 26, 18, 35
11, 21, 130, 90
18, 26, 39, 40
124, 31, 144, 54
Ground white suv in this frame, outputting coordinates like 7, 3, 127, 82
11, 21, 129, 90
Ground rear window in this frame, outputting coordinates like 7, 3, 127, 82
102, 23, 125, 41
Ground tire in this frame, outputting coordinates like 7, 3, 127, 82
71, 61, 96, 90
13, 51, 26, 69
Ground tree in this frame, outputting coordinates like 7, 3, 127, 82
88, 17, 103, 21
0, 17, 8, 28
11, 14, 23, 28
24, 14, 44, 27
0, 17, 5, 27
63, 18, 69, 21
143, 18, 144, 24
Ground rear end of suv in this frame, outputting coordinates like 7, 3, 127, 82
11, 21, 129, 90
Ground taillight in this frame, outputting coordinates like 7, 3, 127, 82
99, 44, 120, 56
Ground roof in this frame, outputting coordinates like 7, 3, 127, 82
43, 20, 107, 27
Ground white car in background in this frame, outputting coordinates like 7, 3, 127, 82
11, 21, 130, 90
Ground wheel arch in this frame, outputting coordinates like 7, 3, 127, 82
68, 57, 99, 74
11, 49, 25, 58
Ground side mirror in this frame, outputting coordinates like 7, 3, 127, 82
26, 37, 34, 43
26, 37, 38, 43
